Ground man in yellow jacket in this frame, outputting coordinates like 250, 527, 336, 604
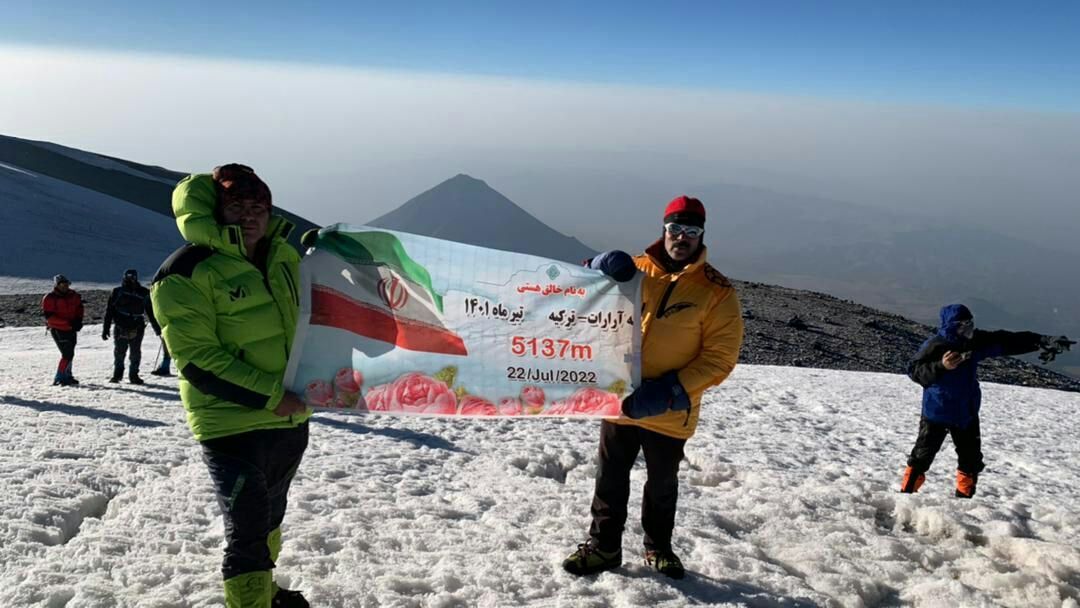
564, 196, 744, 579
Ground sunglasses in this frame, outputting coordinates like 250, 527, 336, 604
222, 200, 270, 216
664, 223, 704, 239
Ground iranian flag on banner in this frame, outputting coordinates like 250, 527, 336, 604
306, 230, 467, 356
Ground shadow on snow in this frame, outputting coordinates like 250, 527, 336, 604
312, 415, 465, 453
0, 394, 169, 428
678, 571, 822, 607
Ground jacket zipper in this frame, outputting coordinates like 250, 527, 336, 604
282, 266, 300, 306
652, 279, 692, 425
251, 245, 294, 402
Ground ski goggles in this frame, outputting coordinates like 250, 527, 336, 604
951, 319, 975, 332
664, 223, 704, 239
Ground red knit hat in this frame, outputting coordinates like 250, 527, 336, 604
663, 195, 705, 227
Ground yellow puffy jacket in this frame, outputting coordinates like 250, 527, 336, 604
611, 241, 744, 439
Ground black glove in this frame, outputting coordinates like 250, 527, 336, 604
71, 320, 83, 332
620, 372, 690, 419
1039, 335, 1075, 363
587, 250, 638, 283
102, 327, 110, 341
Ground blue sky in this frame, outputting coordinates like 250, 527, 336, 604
3, 1, 1079, 110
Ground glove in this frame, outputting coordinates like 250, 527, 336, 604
102, 328, 110, 341
587, 250, 637, 283
1039, 335, 1076, 363
621, 372, 691, 419
1039, 335, 1074, 362
71, 320, 83, 332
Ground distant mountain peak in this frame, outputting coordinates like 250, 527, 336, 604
449, 173, 484, 184
418, 174, 493, 195
368, 175, 596, 263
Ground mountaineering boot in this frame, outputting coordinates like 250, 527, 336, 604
272, 587, 310, 608
900, 466, 926, 493
110, 369, 123, 383
645, 549, 686, 579
955, 470, 977, 498
129, 372, 145, 385
223, 570, 272, 608
563, 542, 622, 576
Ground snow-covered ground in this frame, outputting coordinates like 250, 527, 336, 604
28, 141, 179, 186
0, 325, 1078, 607
0, 160, 181, 293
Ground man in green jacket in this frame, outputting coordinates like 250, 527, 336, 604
151, 164, 311, 608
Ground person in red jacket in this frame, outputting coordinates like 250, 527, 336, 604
41, 274, 85, 386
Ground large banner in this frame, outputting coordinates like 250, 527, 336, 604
285, 225, 641, 417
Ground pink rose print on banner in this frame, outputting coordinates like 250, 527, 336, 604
547, 388, 621, 416
304, 379, 335, 408
544, 400, 571, 415
363, 383, 392, 411
520, 385, 546, 415
458, 395, 499, 416
387, 372, 458, 415
334, 367, 363, 407
498, 398, 524, 416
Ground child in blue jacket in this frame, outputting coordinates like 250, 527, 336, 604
901, 304, 1073, 497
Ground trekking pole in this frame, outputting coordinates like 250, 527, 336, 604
153, 342, 162, 370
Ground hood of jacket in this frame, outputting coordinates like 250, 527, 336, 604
937, 303, 974, 342
172, 174, 293, 258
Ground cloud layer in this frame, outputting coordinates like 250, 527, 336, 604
3, 44, 1077, 251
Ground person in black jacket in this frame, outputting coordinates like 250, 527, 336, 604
901, 304, 1074, 498
102, 269, 160, 384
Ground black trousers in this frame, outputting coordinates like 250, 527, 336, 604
202, 422, 309, 580
112, 325, 145, 374
50, 328, 77, 373
907, 415, 985, 477
589, 420, 687, 553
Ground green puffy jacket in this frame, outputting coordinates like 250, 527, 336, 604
151, 174, 311, 441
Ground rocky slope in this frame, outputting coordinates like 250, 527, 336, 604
5, 280, 1077, 392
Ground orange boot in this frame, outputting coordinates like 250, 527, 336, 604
955, 470, 977, 498
900, 466, 925, 493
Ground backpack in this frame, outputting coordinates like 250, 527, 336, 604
112, 286, 148, 329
